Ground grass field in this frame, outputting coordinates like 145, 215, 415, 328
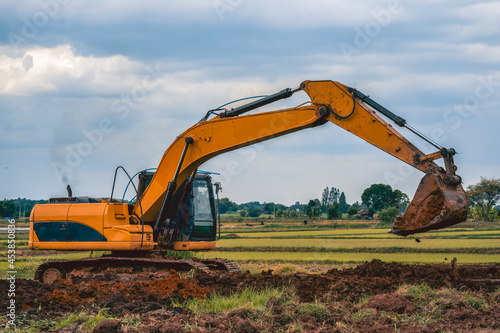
214, 224, 500, 264
1, 219, 499, 280
217, 237, 500, 250
198, 251, 500, 264
221, 228, 500, 238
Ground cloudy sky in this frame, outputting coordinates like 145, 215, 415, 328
0, 0, 499, 206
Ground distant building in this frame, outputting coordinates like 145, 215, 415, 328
358, 209, 373, 219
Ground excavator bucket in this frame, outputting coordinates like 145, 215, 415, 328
390, 173, 468, 236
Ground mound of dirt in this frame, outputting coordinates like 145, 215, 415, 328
0, 270, 209, 315
362, 293, 417, 314
224, 233, 242, 238
92, 319, 121, 333
193, 259, 499, 303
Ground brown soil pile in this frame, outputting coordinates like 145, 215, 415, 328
48, 272, 209, 305
1, 270, 209, 315
224, 233, 242, 238
193, 259, 499, 303
1, 260, 499, 332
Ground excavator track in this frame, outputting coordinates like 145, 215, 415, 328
34, 256, 240, 284
199, 258, 241, 273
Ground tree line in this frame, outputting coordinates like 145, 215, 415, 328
0, 198, 48, 218
218, 183, 410, 221
301, 184, 410, 223
467, 177, 500, 221
2, 177, 499, 222
217, 176, 500, 223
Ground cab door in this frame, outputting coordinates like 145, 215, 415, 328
191, 177, 217, 240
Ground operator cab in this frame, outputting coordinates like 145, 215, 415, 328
136, 171, 220, 245
191, 175, 218, 239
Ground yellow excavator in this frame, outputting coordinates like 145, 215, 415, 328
29, 80, 468, 283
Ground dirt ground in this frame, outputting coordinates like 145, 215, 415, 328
1, 259, 499, 332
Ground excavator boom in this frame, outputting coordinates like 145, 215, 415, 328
134, 80, 467, 236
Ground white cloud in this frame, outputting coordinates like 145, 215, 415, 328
0, 45, 142, 96
451, 2, 500, 39
404, 41, 500, 64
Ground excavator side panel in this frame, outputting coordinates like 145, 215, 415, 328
30, 203, 155, 250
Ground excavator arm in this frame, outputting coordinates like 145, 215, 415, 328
134, 80, 467, 236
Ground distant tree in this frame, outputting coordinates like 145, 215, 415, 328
321, 187, 329, 209
347, 205, 358, 216
9, 198, 47, 218
467, 177, 500, 221
275, 204, 287, 212
276, 209, 283, 218
378, 207, 400, 226
239, 209, 247, 218
247, 207, 262, 218
0, 200, 16, 218
394, 190, 410, 214
468, 205, 478, 220
289, 209, 298, 218
490, 209, 499, 221
339, 192, 349, 213
306, 200, 315, 217
361, 184, 398, 212
350, 201, 361, 211
289, 201, 305, 213
218, 198, 239, 214
263, 202, 275, 214
306, 200, 321, 219
327, 202, 342, 219
328, 187, 340, 205
468, 205, 499, 221
239, 201, 261, 211
312, 206, 321, 220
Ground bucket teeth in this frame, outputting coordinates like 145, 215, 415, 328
390, 173, 468, 236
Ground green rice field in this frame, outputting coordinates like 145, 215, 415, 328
217, 237, 500, 250
1, 222, 499, 279
199, 251, 499, 264
212, 225, 500, 264
222, 228, 500, 238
